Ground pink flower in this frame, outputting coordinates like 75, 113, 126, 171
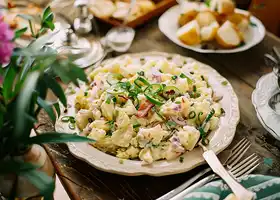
0, 16, 14, 64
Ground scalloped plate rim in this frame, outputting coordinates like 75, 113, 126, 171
55, 51, 240, 176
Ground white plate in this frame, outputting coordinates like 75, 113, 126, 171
158, 5, 266, 54
252, 73, 280, 141
55, 52, 240, 176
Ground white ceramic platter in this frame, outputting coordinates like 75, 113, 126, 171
252, 73, 280, 141
158, 5, 266, 54
55, 52, 240, 176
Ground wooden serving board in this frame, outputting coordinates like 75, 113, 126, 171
89, 0, 177, 28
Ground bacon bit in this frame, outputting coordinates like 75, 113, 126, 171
136, 100, 154, 117
118, 95, 129, 100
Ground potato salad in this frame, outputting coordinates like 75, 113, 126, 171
70, 55, 224, 164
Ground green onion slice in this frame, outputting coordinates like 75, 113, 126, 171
179, 73, 193, 84
162, 86, 181, 99
188, 111, 196, 119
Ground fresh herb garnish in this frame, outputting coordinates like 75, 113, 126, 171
205, 0, 211, 7
179, 73, 193, 84
106, 97, 111, 104
193, 85, 197, 92
167, 56, 173, 60
137, 71, 145, 76
166, 120, 177, 128
221, 81, 228, 86
175, 101, 181, 104
183, 60, 187, 65
190, 71, 194, 75
119, 159, 124, 164
221, 108, 225, 115
201, 75, 205, 81
133, 124, 141, 128
179, 156, 184, 163
250, 21, 257, 27
238, 41, 246, 48
198, 112, 203, 123
188, 111, 196, 119
112, 96, 117, 103
172, 75, 178, 80
198, 109, 215, 145
84, 91, 88, 96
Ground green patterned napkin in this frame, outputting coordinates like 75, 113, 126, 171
183, 175, 280, 200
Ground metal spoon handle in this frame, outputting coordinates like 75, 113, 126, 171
122, 0, 136, 26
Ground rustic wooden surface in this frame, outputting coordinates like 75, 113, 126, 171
39, 19, 280, 200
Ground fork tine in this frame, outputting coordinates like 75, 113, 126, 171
231, 158, 260, 178
227, 139, 251, 167
230, 138, 247, 153
229, 154, 257, 172
238, 163, 261, 178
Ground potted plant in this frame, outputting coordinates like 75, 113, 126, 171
0, 7, 94, 199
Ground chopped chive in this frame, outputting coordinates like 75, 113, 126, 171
193, 85, 197, 92
106, 97, 111, 104
133, 124, 141, 128
179, 156, 184, 163
61, 116, 70, 122
198, 112, 203, 122
221, 81, 228, 86
137, 71, 145, 76
112, 96, 117, 103
250, 21, 257, 27
119, 159, 124, 164
167, 56, 173, 60
201, 75, 205, 81
175, 101, 181, 104
188, 111, 196, 119
172, 75, 178, 80
221, 108, 225, 115
167, 120, 177, 127
190, 72, 194, 75
183, 60, 187, 64
159, 69, 163, 73
84, 91, 88, 96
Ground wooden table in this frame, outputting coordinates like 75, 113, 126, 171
39, 19, 280, 200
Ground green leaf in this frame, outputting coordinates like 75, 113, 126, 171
44, 75, 67, 107
0, 112, 3, 129
42, 6, 52, 22
25, 133, 95, 144
13, 27, 28, 40
27, 31, 58, 54
37, 97, 56, 123
22, 170, 55, 200
16, 71, 40, 137
20, 57, 35, 80
43, 20, 55, 30
53, 102, 61, 118
0, 160, 38, 175
2, 65, 16, 101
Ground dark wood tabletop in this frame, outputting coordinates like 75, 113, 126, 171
39, 19, 280, 200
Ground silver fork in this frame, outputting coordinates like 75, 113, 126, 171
170, 154, 260, 200
157, 138, 251, 200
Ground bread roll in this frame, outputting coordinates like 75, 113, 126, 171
177, 20, 201, 45
210, 0, 235, 15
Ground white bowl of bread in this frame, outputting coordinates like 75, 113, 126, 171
159, 0, 266, 53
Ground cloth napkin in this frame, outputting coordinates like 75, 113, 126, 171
183, 175, 280, 200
